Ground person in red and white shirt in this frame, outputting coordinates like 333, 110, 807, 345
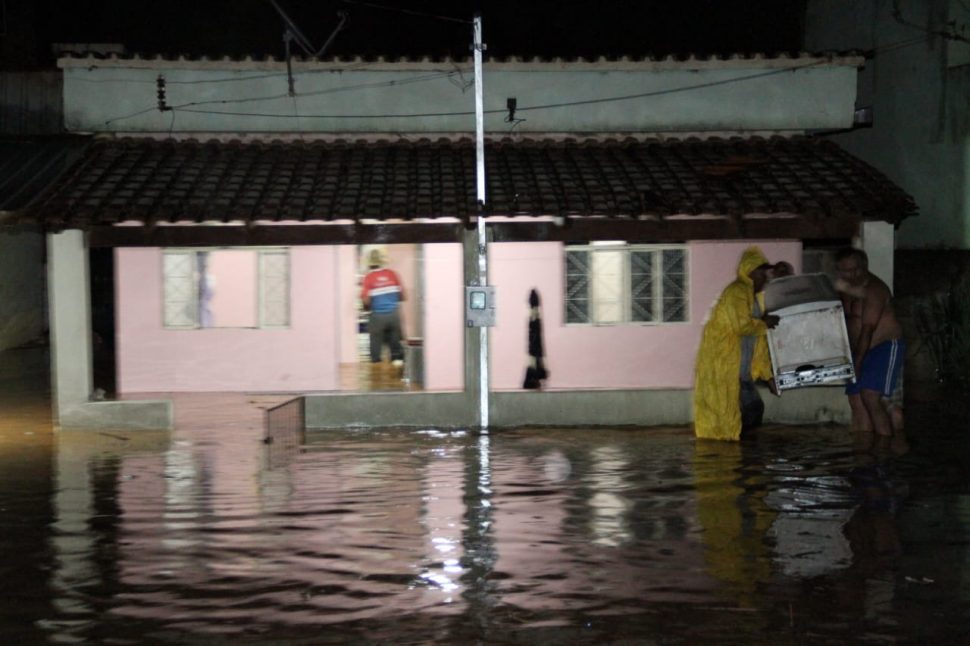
360, 249, 406, 366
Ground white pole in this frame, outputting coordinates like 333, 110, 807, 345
473, 13, 489, 429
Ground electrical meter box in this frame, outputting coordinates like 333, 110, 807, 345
465, 285, 496, 327
764, 273, 855, 391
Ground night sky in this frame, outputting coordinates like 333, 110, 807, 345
3, 0, 807, 67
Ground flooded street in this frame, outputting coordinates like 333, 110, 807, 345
2, 347, 969, 643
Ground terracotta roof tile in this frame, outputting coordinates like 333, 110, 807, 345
20, 136, 916, 229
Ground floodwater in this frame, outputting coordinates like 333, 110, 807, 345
2, 347, 969, 644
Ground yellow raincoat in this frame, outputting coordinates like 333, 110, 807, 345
693, 247, 773, 441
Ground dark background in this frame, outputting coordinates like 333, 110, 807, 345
2, 0, 807, 67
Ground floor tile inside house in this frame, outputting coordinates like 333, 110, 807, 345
2, 345, 970, 643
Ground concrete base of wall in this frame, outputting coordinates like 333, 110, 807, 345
46, 384, 848, 431
490, 389, 693, 427
761, 384, 850, 425
305, 385, 850, 429
305, 391, 476, 429
57, 400, 174, 430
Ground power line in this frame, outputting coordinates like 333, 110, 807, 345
161, 59, 839, 121
101, 35, 928, 126
892, 0, 970, 44
166, 68, 466, 111
70, 60, 383, 86
103, 68, 470, 124
337, 0, 471, 25
171, 106, 490, 119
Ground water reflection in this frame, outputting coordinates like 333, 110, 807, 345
588, 446, 633, 547
694, 441, 775, 607
8, 416, 968, 642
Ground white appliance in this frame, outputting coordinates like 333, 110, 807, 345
764, 273, 855, 391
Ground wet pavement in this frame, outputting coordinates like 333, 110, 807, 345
1, 346, 969, 644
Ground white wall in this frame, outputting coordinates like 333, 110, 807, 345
61, 58, 860, 134
806, 0, 969, 249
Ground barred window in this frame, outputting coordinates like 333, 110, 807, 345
564, 243, 688, 325
162, 248, 290, 329
258, 250, 291, 328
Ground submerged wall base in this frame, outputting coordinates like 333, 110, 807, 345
57, 400, 174, 431
304, 386, 850, 429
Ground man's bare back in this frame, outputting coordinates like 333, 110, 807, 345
835, 248, 905, 438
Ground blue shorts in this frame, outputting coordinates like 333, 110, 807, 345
846, 339, 905, 397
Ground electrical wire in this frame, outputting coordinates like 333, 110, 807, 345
167, 69, 468, 109
102, 68, 470, 124
870, 35, 930, 56
171, 106, 489, 119
104, 106, 167, 126
149, 59, 841, 121
892, 0, 970, 44
337, 0, 471, 25
100, 35, 930, 126
70, 60, 383, 85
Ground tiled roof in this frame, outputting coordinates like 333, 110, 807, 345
18, 136, 916, 232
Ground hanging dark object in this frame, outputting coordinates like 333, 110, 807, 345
523, 288, 548, 389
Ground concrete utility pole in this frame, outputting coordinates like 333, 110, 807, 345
473, 12, 489, 429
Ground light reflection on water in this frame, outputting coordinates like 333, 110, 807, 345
2, 356, 970, 641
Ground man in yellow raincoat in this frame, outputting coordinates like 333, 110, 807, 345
693, 246, 779, 441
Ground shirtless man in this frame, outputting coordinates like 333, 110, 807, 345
834, 248, 905, 437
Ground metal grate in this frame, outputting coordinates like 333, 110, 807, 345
259, 250, 290, 327
264, 396, 305, 469
565, 249, 590, 324
565, 245, 687, 324
162, 251, 197, 328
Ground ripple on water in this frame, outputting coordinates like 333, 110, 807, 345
0, 421, 967, 643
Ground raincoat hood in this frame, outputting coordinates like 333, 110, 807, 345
736, 246, 769, 285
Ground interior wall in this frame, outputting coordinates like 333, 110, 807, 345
338, 246, 358, 364
116, 246, 339, 393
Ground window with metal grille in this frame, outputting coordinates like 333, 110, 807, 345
162, 248, 290, 329
564, 243, 688, 325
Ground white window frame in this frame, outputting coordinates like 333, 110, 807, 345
564, 242, 689, 326
161, 247, 291, 330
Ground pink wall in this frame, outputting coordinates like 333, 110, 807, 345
116, 241, 800, 394
488, 240, 801, 390
116, 247, 340, 393
422, 244, 465, 391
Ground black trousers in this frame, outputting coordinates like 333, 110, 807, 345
740, 380, 764, 431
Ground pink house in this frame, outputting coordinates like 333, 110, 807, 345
12, 53, 916, 430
